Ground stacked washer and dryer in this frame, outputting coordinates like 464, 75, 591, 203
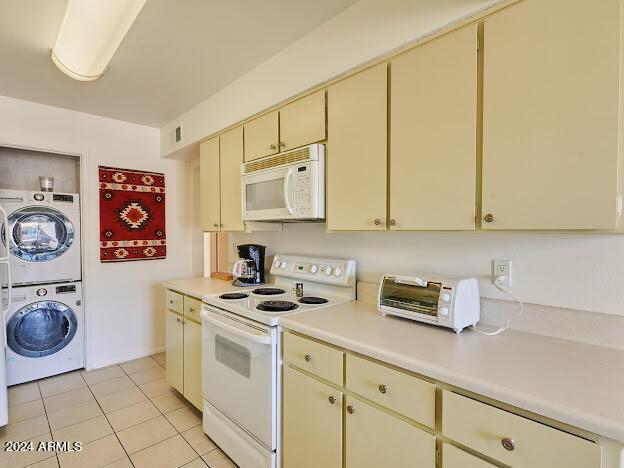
0, 189, 84, 386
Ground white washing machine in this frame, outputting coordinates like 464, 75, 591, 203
0, 189, 81, 286
5, 281, 84, 385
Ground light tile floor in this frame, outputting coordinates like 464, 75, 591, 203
0, 353, 238, 468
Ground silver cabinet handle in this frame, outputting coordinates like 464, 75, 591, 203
328, 395, 337, 405
304, 354, 312, 362
176, 318, 182, 324
270, 144, 277, 150
373, 218, 381, 226
169, 299, 174, 304
378, 384, 389, 394
501, 437, 515, 451
389, 219, 397, 227
189, 308, 195, 313
213, 223, 219, 228
346, 405, 356, 414
484, 214, 494, 223
278, 141, 286, 149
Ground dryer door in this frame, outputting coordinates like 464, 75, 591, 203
7, 300, 78, 357
3, 207, 75, 262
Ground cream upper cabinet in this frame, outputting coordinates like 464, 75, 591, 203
244, 111, 279, 161
345, 395, 436, 468
219, 126, 245, 232
327, 63, 388, 231
182, 318, 202, 411
481, 0, 621, 230
279, 90, 326, 152
199, 136, 221, 232
165, 309, 183, 394
390, 24, 478, 230
282, 366, 342, 468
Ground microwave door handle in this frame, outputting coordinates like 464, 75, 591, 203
395, 275, 429, 287
201, 309, 271, 345
283, 169, 294, 215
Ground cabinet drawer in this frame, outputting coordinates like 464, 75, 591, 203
442, 391, 601, 468
442, 443, 495, 468
166, 290, 183, 314
283, 333, 343, 385
346, 354, 435, 428
183, 296, 201, 323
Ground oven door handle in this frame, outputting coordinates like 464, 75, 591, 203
201, 309, 271, 345
283, 168, 294, 215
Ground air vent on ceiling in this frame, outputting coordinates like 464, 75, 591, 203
242, 146, 312, 174
174, 123, 182, 144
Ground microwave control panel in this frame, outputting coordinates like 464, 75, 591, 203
293, 165, 312, 214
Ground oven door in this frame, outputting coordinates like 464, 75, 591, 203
201, 306, 277, 450
242, 166, 294, 221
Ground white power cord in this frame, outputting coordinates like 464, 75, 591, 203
471, 281, 524, 336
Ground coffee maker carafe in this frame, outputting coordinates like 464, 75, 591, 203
232, 244, 266, 287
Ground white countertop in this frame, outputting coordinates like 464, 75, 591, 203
162, 276, 238, 299
279, 300, 624, 442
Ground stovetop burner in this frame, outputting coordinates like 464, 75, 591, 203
219, 292, 249, 300
298, 296, 329, 305
256, 300, 299, 312
252, 288, 286, 296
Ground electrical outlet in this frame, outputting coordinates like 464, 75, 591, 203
493, 260, 512, 287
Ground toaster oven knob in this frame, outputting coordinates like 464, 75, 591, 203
310, 264, 318, 274
439, 307, 449, 317
441, 292, 451, 303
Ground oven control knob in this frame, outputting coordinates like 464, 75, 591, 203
325, 267, 333, 276
281, 261, 288, 269
439, 307, 450, 317
273, 260, 281, 269
440, 292, 451, 303
310, 264, 318, 274
334, 267, 342, 277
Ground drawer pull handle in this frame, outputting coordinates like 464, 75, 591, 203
304, 354, 312, 362
346, 405, 356, 414
484, 213, 494, 223
501, 437, 515, 451
378, 384, 389, 394
328, 395, 337, 405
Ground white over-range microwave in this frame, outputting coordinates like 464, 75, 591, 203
241, 144, 325, 222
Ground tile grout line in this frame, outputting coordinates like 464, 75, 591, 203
35, 380, 61, 467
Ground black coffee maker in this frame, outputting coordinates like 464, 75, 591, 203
232, 244, 266, 286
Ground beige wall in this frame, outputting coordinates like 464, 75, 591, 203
0, 94, 194, 369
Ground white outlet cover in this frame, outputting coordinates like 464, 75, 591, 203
493, 259, 512, 287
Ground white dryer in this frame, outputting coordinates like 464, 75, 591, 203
5, 281, 84, 385
0, 189, 81, 286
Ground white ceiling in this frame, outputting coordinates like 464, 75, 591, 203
0, 0, 357, 127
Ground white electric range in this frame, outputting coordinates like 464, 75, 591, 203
200, 254, 356, 468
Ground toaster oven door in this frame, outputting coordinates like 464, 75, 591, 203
379, 276, 441, 317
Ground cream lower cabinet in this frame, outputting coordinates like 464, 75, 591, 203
481, 0, 621, 230
345, 395, 435, 468
282, 366, 342, 468
165, 290, 203, 411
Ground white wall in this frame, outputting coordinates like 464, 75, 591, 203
231, 224, 624, 317
0, 94, 193, 369
160, 0, 501, 157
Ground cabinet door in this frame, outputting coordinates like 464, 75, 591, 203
482, 0, 620, 230
244, 111, 279, 161
327, 63, 388, 231
199, 137, 221, 232
443, 443, 496, 468
279, 90, 326, 152
391, 25, 477, 230
282, 366, 342, 468
345, 395, 435, 468
183, 319, 202, 411
219, 126, 245, 231
165, 310, 184, 394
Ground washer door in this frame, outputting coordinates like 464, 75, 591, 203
3, 207, 75, 262
7, 300, 78, 357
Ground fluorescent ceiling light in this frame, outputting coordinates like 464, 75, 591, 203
51, 0, 146, 82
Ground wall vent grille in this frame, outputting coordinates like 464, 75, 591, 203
242, 147, 310, 173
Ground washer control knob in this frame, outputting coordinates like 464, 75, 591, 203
281, 261, 288, 269
439, 307, 450, 317
273, 260, 281, 269
334, 267, 342, 277
325, 267, 333, 276
34, 193, 45, 201
310, 264, 319, 274
440, 292, 451, 303
36, 288, 47, 297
